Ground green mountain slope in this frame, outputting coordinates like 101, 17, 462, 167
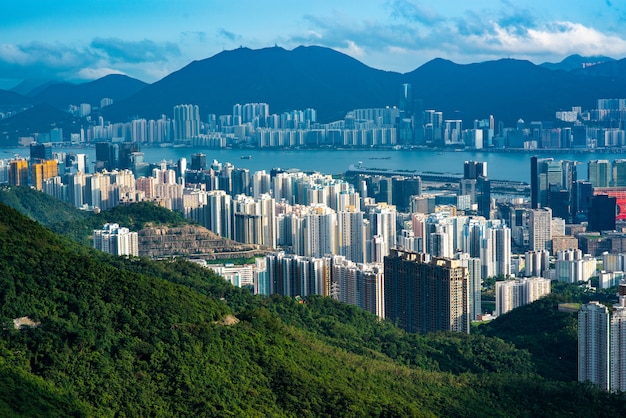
0, 202, 625, 416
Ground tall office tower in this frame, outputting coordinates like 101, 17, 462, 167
252, 170, 271, 198
384, 249, 470, 334
423, 109, 443, 145
365, 203, 397, 261
190, 153, 207, 171
612, 159, 626, 186
578, 302, 610, 391
572, 180, 593, 223
93, 223, 139, 257
530, 156, 542, 209
495, 277, 551, 316
337, 209, 366, 263
588, 195, 616, 232
331, 256, 384, 317
391, 176, 422, 212
529, 208, 552, 251
441, 120, 462, 145
531, 157, 578, 216
399, 83, 413, 116
95, 142, 118, 171
29, 142, 52, 161
30, 160, 58, 191
115, 142, 139, 171
460, 161, 491, 218
455, 253, 482, 320
367, 175, 392, 205
205, 190, 232, 239
8, 159, 28, 186
173, 104, 200, 140
588, 160, 611, 188
464, 161, 487, 179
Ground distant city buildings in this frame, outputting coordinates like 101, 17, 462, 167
10, 91, 626, 336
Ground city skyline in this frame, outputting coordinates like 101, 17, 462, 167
2, 1, 626, 89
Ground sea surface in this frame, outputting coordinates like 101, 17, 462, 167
5, 145, 626, 183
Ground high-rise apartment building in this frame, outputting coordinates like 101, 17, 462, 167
93, 223, 139, 256
266, 252, 330, 298
8, 159, 28, 186
495, 277, 551, 316
331, 256, 384, 318
529, 208, 552, 251
578, 301, 611, 391
30, 160, 58, 191
383, 249, 470, 334
173, 104, 200, 140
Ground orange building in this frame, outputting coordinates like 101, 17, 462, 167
9, 159, 29, 186
30, 160, 59, 190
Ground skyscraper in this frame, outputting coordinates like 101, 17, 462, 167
173, 104, 201, 140
579, 302, 610, 390
588, 195, 616, 232
588, 160, 611, 188
612, 159, 626, 186
8, 159, 28, 186
384, 249, 470, 334
529, 208, 552, 251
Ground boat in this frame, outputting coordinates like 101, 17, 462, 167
240, 155, 252, 159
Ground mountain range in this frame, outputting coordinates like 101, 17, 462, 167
2, 45, 626, 143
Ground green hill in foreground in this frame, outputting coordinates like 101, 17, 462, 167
0, 202, 625, 417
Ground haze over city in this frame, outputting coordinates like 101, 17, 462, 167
2, 0, 626, 88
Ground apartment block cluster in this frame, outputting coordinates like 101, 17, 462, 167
12, 145, 561, 334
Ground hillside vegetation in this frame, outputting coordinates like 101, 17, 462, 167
0, 202, 625, 416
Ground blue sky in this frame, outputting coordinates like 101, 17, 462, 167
2, 0, 626, 89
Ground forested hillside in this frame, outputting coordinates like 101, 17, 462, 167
0, 202, 625, 416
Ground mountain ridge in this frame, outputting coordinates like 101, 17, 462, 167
2, 48, 626, 141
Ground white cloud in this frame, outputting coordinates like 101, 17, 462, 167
336, 40, 366, 58
75, 67, 126, 80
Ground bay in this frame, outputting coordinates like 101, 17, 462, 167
5, 145, 626, 183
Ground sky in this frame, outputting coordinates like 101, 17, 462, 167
2, 0, 626, 89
